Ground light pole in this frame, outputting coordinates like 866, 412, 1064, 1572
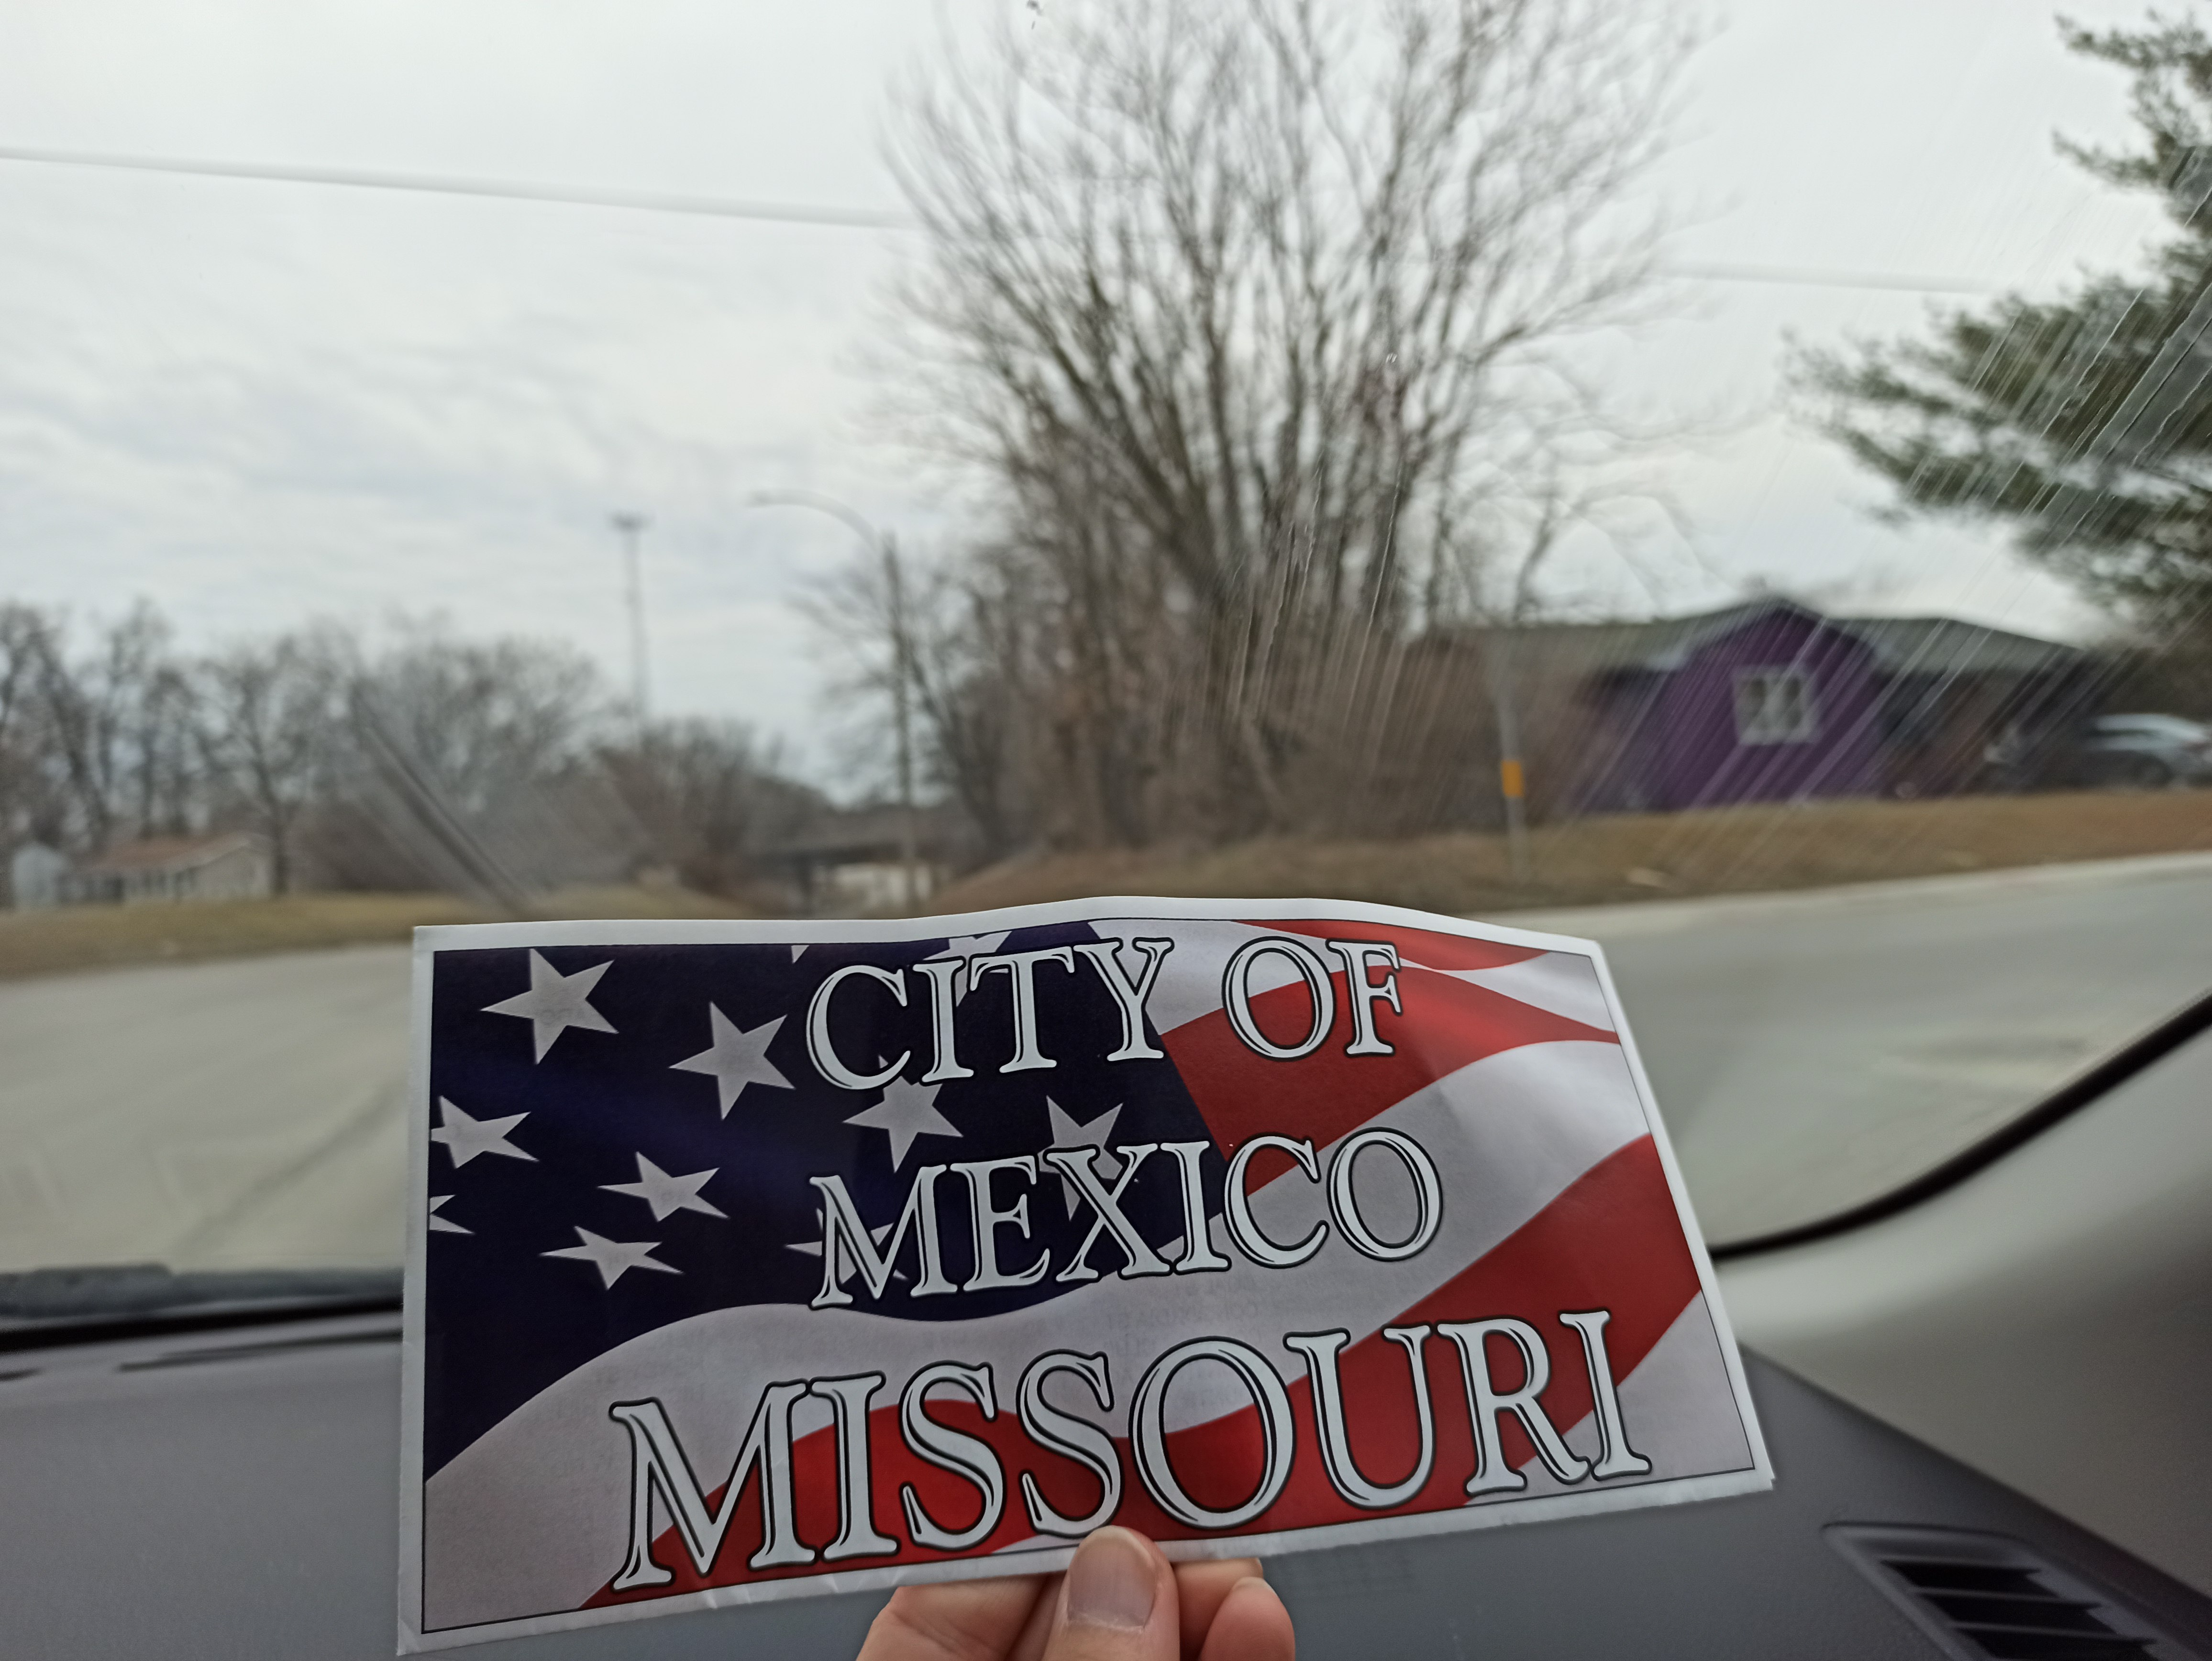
611, 511, 652, 731
747, 491, 921, 910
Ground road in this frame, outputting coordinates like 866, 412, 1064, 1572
0, 945, 412, 1274
0, 852, 2205, 1273
1501, 851, 2212, 1241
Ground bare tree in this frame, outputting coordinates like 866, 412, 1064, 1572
601, 719, 826, 896
0, 606, 78, 849
37, 603, 201, 850
357, 624, 608, 816
883, 0, 1691, 844
808, 545, 1041, 859
196, 632, 351, 893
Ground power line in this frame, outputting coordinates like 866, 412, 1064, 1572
0, 140, 2002, 292
1668, 259, 1999, 295
0, 142, 907, 230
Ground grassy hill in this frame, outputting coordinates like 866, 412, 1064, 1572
922, 791, 2212, 918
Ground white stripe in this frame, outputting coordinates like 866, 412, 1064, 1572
423, 1039, 1651, 1629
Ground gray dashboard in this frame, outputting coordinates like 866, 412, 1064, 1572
2, 1314, 2206, 1658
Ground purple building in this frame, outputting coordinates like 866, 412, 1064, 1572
1535, 599, 2092, 813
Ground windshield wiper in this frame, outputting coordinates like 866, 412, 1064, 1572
1710, 986, 2212, 1261
0, 1264, 401, 1351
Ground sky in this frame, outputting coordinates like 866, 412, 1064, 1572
0, 0, 2180, 789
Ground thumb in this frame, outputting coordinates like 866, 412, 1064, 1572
1039, 1528, 1179, 1661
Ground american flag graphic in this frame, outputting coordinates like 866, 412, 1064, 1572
399, 902, 1768, 1651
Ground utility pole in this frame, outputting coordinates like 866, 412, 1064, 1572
747, 491, 923, 910
1491, 505, 1561, 887
611, 511, 651, 731
881, 530, 921, 910
1488, 627, 1532, 884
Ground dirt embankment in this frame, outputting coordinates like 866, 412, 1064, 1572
922, 791, 2212, 918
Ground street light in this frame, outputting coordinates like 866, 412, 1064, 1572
746, 491, 921, 910
610, 511, 652, 730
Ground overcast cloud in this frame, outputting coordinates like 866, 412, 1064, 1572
0, 0, 2177, 789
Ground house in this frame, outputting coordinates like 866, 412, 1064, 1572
8, 842, 70, 909
757, 805, 955, 915
1847, 615, 2099, 797
57, 832, 276, 906
1521, 599, 2094, 813
1560, 601, 1886, 812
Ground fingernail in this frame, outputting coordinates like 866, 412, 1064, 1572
1064, 1528, 1158, 1631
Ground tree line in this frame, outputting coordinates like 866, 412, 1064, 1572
0, 601, 822, 902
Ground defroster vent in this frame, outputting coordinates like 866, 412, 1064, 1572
1828, 1525, 2199, 1661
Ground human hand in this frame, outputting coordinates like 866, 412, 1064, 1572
856, 1526, 1294, 1661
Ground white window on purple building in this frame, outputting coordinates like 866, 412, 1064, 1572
1735, 666, 1819, 745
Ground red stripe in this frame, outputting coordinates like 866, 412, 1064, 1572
584, 1135, 1701, 1606
1255, 919, 1548, 974
1164, 962, 1617, 1158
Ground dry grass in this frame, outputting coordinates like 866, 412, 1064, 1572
9, 792, 2205, 979
0, 883, 754, 982
924, 790, 2212, 918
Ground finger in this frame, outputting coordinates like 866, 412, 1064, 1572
1172, 1559, 1265, 1659
1195, 1577, 1294, 1661
1040, 1527, 1181, 1661
1007, 1572, 1064, 1661
859, 1573, 1051, 1661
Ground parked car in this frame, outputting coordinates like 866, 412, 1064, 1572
2073, 713, 2212, 788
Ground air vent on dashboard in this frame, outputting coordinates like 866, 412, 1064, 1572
1828, 1526, 2198, 1661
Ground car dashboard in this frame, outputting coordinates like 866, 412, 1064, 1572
2, 1310, 2206, 1660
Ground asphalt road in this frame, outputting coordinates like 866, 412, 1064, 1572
0, 852, 2205, 1273
0, 945, 412, 1274
1503, 851, 2212, 1241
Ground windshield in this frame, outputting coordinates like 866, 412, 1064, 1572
0, 0, 2207, 1290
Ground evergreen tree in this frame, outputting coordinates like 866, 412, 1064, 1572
1800, 11, 2212, 653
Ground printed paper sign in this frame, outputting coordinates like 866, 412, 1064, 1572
398, 899, 1770, 1651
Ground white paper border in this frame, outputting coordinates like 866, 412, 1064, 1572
396, 895, 1772, 1652
399, 923, 436, 1652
